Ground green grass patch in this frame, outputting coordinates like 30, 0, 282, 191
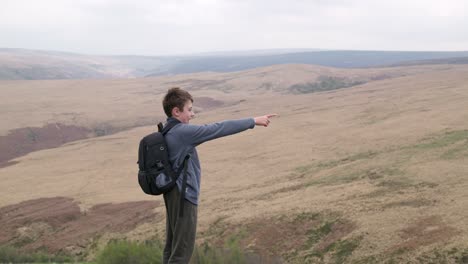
305, 166, 402, 187
192, 234, 250, 264
411, 130, 468, 150
293, 151, 381, 186
399, 129, 468, 161
440, 141, 468, 160
0, 245, 75, 263
383, 198, 434, 209
295, 163, 318, 174
199, 216, 230, 239
95, 239, 163, 264
305, 221, 334, 248
330, 238, 361, 264
303, 236, 361, 264
306, 171, 362, 186
317, 151, 379, 169
293, 212, 321, 223
364, 178, 438, 198
92, 234, 259, 264
376, 178, 413, 189
352, 255, 379, 264
413, 247, 468, 264
293, 143, 443, 195
193, 243, 225, 264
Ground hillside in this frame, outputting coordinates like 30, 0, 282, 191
0, 63, 456, 166
2, 48, 468, 80
1, 64, 468, 263
146, 50, 468, 76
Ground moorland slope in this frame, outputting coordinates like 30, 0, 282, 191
1, 63, 468, 263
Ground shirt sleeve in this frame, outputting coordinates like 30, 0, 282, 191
179, 118, 255, 146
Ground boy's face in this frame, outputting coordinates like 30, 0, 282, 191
173, 100, 194, 124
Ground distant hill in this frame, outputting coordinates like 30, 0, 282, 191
146, 50, 468, 76
0, 48, 175, 80
1, 48, 468, 80
389, 56, 468, 66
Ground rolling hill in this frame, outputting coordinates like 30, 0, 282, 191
146, 50, 468, 76
1, 63, 468, 263
2, 48, 468, 80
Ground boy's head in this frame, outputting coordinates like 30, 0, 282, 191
163, 87, 194, 123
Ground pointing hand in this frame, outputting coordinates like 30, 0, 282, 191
254, 114, 278, 127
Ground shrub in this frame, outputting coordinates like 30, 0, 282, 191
95, 240, 163, 264
95, 237, 250, 264
192, 237, 246, 264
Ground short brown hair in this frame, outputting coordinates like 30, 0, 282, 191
162, 87, 193, 117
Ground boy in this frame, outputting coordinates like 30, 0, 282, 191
161, 87, 276, 263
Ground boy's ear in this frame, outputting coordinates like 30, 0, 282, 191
171, 107, 181, 117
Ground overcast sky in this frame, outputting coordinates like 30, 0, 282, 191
1, 0, 467, 56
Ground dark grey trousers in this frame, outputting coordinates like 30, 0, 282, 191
163, 187, 198, 264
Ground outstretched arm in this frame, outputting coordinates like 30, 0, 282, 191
178, 114, 278, 146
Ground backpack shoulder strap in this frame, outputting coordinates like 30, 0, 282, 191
159, 119, 181, 136
178, 154, 191, 217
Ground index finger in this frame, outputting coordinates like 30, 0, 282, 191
267, 114, 279, 118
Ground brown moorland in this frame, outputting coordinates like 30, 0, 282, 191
1, 63, 468, 262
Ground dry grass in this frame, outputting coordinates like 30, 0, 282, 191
1, 63, 468, 262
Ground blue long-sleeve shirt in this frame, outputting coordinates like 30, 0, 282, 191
164, 117, 256, 205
